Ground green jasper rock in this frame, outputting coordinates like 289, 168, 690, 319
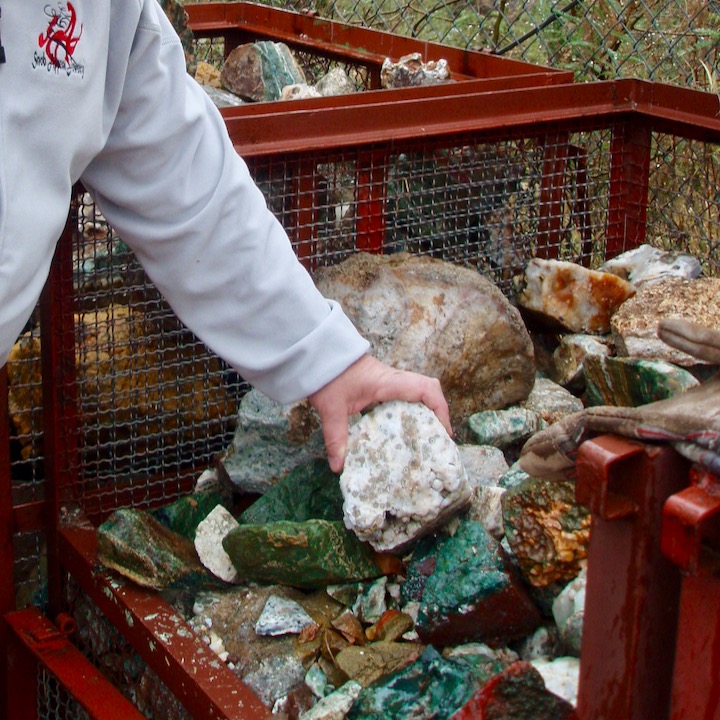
239, 459, 344, 525
151, 492, 225, 540
257, 41, 306, 100
467, 408, 545, 449
347, 646, 479, 719
415, 521, 542, 645
584, 354, 698, 407
97, 508, 212, 589
222, 520, 384, 589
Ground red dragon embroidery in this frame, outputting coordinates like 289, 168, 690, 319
38, 3, 83, 68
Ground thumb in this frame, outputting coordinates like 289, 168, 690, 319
315, 402, 349, 474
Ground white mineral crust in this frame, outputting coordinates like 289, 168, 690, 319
340, 401, 471, 553
194, 505, 240, 583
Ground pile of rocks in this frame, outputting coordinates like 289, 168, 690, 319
96, 244, 719, 719
195, 40, 450, 106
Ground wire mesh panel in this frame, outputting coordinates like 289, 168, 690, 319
67, 192, 247, 518
247, 126, 617, 292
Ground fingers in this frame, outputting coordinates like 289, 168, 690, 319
309, 355, 453, 473
317, 403, 348, 474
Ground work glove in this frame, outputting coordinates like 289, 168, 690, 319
519, 318, 720, 479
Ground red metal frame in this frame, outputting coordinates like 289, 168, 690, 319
574, 436, 689, 720
185, 2, 565, 84
662, 468, 720, 720
58, 524, 270, 720
6, 607, 146, 720
1, 6, 720, 713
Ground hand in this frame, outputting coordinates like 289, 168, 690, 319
309, 354, 452, 473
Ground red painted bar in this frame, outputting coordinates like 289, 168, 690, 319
662, 473, 720, 720
59, 524, 271, 720
40, 207, 80, 617
355, 148, 387, 254
6, 607, 145, 720
606, 119, 651, 258
575, 436, 688, 720
1, 365, 17, 719
217, 80, 720, 159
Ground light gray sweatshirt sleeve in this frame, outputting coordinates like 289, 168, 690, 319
80, 1, 369, 403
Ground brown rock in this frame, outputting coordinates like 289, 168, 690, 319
314, 253, 535, 429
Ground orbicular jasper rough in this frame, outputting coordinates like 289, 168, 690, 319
340, 401, 471, 553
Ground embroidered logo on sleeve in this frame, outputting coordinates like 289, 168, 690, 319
33, 2, 84, 77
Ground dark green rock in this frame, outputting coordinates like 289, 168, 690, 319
584, 354, 698, 407
239, 459, 343, 524
97, 508, 214, 590
222, 520, 384, 589
347, 646, 479, 719
414, 521, 542, 646
151, 492, 225, 540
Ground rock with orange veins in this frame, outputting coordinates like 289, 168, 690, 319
517, 258, 635, 334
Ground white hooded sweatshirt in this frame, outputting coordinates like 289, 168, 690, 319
0, 0, 369, 402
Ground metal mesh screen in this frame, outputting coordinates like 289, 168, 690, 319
63, 576, 194, 720
37, 669, 93, 720
67, 191, 247, 514
647, 133, 720, 273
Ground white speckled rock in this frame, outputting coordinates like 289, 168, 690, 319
255, 595, 315, 637
340, 401, 471, 553
194, 505, 240, 583
600, 243, 701, 288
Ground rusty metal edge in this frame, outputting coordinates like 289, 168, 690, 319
6, 607, 146, 720
58, 524, 271, 720
219, 79, 720, 158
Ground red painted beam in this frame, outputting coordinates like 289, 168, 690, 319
217, 80, 720, 159
59, 524, 271, 720
661, 472, 720, 720
575, 436, 688, 720
5, 607, 146, 720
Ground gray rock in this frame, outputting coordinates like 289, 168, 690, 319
315, 252, 535, 430
467, 485, 506, 539
458, 445, 509, 489
380, 52, 450, 88
255, 595, 315, 637
299, 680, 363, 719
280, 83, 322, 101
519, 377, 584, 425
194, 505, 240, 583
219, 389, 326, 494
600, 243, 701, 287
530, 656, 581, 707
549, 333, 612, 390
314, 67, 357, 96
340, 401, 471, 553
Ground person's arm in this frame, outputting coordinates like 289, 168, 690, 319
81, 1, 450, 468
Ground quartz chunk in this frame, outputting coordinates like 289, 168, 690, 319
340, 401, 471, 553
